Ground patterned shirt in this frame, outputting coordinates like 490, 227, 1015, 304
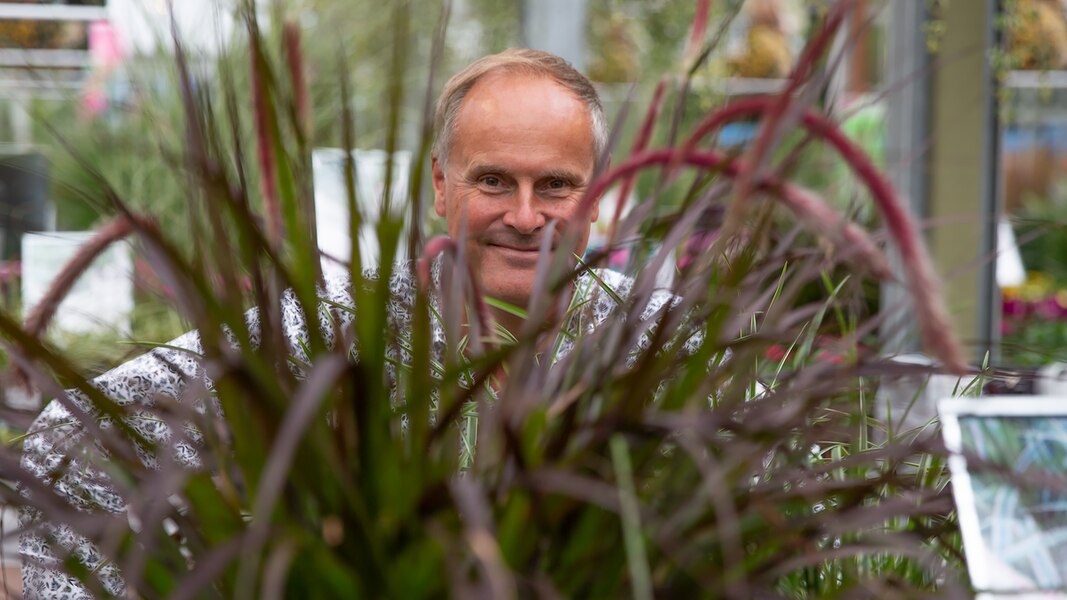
19, 264, 678, 599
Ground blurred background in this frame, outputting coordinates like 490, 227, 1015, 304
0, 0, 1063, 392
4, 0, 1067, 594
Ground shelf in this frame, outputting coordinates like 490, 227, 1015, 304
0, 4, 107, 21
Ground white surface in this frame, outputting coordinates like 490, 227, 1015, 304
1037, 363, 1067, 396
107, 0, 266, 57
21, 232, 133, 336
997, 219, 1027, 288
874, 353, 963, 438
0, 3, 106, 20
0, 506, 16, 567
312, 148, 411, 274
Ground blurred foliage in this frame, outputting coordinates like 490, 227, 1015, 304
41, 0, 521, 234
587, 0, 719, 82
1016, 196, 1067, 285
0, 20, 87, 50
1002, 274, 1067, 367
0, 0, 104, 49
1002, 194, 1067, 367
1003, 0, 1067, 71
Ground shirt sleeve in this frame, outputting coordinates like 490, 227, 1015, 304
18, 273, 358, 598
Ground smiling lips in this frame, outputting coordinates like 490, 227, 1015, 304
489, 243, 543, 265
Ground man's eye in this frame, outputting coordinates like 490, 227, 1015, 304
480, 176, 503, 188
546, 179, 569, 191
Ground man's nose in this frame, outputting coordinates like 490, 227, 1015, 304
502, 185, 546, 234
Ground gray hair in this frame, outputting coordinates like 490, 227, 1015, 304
432, 48, 609, 169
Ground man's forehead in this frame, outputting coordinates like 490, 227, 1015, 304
458, 71, 587, 125
439, 69, 598, 174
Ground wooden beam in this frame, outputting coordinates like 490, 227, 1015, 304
925, 0, 1000, 362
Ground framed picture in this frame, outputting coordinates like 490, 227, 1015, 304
940, 396, 1067, 599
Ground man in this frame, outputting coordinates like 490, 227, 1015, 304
20, 49, 678, 598
431, 49, 605, 335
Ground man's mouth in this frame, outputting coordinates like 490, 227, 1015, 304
490, 244, 540, 253
488, 243, 544, 264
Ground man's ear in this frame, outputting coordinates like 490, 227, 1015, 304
431, 155, 447, 217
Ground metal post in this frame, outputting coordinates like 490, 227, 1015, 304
881, 0, 930, 354
977, 0, 1002, 364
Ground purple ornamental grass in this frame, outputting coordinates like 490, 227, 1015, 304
607, 79, 666, 246
579, 0, 965, 377
283, 22, 310, 141
730, 0, 856, 215
21, 215, 133, 339
681, 96, 967, 373
250, 30, 283, 248
685, 0, 712, 63
0, 2, 977, 598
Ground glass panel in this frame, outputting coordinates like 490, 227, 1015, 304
999, 1, 1067, 368
958, 415, 1067, 591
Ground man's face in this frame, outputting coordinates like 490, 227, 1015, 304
432, 72, 599, 308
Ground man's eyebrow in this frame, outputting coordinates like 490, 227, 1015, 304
540, 168, 587, 184
465, 164, 586, 184
466, 163, 514, 178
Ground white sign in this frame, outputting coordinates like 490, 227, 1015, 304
312, 148, 411, 274
21, 232, 133, 336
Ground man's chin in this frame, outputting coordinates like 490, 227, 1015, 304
480, 282, 534, 311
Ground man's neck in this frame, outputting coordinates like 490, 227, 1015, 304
488, 283, 577, 344
491, 307, 527, 343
